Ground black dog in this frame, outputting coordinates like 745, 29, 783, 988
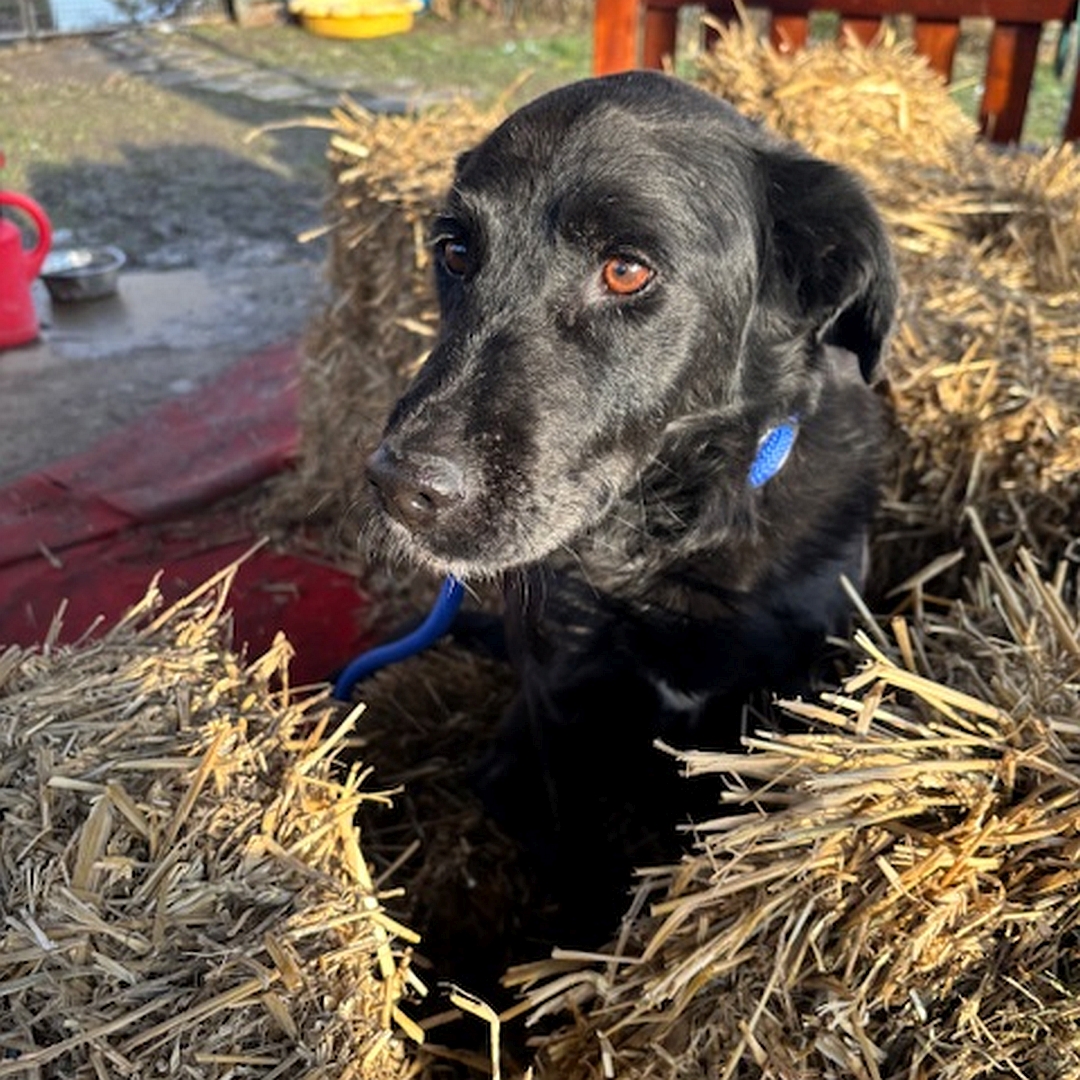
366, 71, 896, 941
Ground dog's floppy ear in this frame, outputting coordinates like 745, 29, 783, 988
760, 149, 897, 383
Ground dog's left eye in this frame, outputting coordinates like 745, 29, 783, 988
600, 256, 654, 296
438, 239, 471, 277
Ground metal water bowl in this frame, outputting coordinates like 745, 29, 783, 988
41, 246, 126, 303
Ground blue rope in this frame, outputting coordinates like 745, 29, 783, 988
333, 575, 465, 700
748, 419, 798, 489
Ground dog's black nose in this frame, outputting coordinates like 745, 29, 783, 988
366, 445, 465, 531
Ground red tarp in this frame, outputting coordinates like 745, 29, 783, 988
0, 343, 373, 685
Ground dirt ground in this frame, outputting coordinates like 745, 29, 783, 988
0, 30, 329, 482
1, 30, 338, 263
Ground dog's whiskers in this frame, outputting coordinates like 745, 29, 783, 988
606, 500, 650, 534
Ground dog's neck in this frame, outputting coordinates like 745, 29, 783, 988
549, 345, 879, 606
748, 419, 799, 489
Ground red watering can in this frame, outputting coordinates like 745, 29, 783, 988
0, 186, 53, 350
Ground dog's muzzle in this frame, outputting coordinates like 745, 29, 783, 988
366, 444, 466, 533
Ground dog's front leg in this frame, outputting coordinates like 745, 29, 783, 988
472, 658, 691, 946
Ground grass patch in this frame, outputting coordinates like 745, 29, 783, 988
185, 15, 592, 107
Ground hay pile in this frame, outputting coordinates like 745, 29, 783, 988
342, 642, 543, 999
697, 21, 1080, 591
0, 563, 421, 1078
514, 524, 1080, 1078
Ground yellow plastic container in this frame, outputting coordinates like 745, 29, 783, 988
291, 0, 422, 38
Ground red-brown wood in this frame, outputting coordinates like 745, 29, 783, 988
840, 14, 882, 44
912, 18, 961, 78
764, 0, 1069, 17
770, 12, 810, 52
593, 0, 639, 75
1066, 59, 1080, 141
979, 21, 1041, 141
642, 4, 678, 68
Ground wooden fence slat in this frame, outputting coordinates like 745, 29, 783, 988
642, 5, 679, 68
598, 0, 1073, 143
912, 18, 962, 79
594, 0, 640, 75
770, 12, 810, 52
840, 15, 883, 44
1066, 60, 1080, 141
980, 21, 1041, 142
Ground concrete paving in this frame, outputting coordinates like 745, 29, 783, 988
0, 263, 320, 487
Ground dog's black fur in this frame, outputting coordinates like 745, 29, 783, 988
366, 71, 897, 942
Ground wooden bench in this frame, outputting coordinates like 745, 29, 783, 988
592, 0, 1080, 143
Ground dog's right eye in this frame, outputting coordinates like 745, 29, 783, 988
438, 239, 471, 277
601, 256, 654, 296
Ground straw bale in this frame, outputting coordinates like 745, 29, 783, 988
697, 18, 978, 172
0, 564, 419, 1078
512, 527, 1080, 1079
342, 641, 538, 991
696, 22, 1080, 590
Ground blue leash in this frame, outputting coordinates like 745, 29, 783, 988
332, 419, 797, 699
748, 419, 798, 489
333, 575, 465, 700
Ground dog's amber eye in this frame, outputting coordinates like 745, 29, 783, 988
601, 257, 654, 296
440, 240, 471, 277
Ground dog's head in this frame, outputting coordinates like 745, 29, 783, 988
367, 71, 896, 579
